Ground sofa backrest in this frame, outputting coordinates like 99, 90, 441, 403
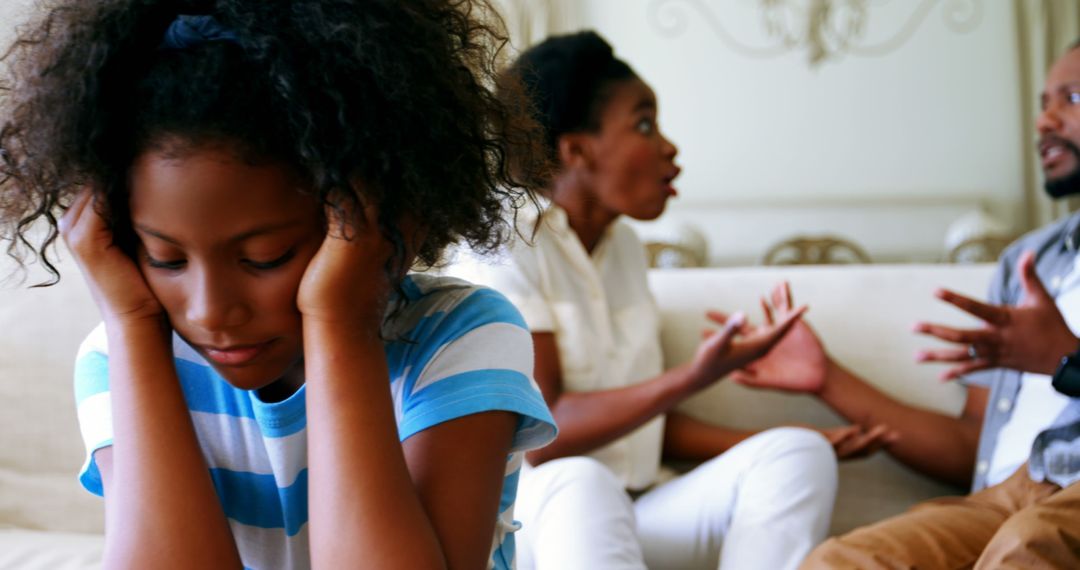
1, 247, 104, 533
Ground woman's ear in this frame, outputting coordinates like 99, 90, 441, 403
556, 133, 592, 172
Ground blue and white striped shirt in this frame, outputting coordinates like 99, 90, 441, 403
74, 274, 556, 570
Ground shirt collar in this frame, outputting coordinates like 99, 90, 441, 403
540, 203, 619, 257
1064, 213, 1080, 253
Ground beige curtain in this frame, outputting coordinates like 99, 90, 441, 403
1015, 0, 1080, 230
492, 0, 579, 53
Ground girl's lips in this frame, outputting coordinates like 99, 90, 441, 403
202, 341, 272, 366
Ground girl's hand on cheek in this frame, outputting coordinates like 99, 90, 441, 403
297, 200, 395, 331
59, 187, 163, 326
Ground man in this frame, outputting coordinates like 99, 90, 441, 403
742, 43, 1080, 568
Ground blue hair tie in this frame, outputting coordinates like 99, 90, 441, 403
161, 15, 240, 50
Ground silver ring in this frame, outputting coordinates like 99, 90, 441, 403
968, 344, 979, 359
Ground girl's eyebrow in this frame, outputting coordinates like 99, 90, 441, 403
135, 220, 306, 245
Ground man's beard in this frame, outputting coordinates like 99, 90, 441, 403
1045, 139, 1080, 198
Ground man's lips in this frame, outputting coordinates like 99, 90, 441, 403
199, 340, 274, 366
1039, 138, 1077, 170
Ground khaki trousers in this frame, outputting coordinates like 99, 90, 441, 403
801, 465, 1080, 569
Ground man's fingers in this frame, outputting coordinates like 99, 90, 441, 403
760, 297, 775, 326
915, 347, 973, 363
837, 424, 893, 459
746, 305, 806, 353
826, 426, 860, 447
769, 304, 807, 337
940, 360, 992, 381
1017, 250, 1054, 306
781, 281, 793, 309
934, 289, 1008, 325
912, 322, 996, 346
770, 281, 792, 312
730, 369, 764, 388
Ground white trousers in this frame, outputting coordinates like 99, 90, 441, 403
514, 427, 838, 570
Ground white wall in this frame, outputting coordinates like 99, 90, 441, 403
2, 0, 1028, 264
0, 0, 35, 44
551, 0, 1025, 264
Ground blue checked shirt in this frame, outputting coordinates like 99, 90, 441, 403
967, 212, 1080, 491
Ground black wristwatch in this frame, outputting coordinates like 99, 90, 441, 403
1051, 346, 1080, 397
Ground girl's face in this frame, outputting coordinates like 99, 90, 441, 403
581, 77, 681, 221
129, 145, 324, 398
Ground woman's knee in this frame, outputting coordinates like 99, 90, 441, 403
533, 456, 625, 496
754, 427, 837, 471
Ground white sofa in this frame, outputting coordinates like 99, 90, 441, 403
0, 249, 995, 568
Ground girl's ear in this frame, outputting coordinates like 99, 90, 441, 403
556, 132, 593, 172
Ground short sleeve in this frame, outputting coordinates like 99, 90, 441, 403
446, 244, 556, 333
396, 286, 556, 451
72, 323, 113, 496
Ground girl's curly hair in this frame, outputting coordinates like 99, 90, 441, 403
0, 0, 549, 282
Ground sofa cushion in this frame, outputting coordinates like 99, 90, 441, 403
0, 529, 103, 570
1, 248, 104, 533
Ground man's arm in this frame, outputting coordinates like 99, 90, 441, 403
815, 360, 988, 486
733, 282, 988, 487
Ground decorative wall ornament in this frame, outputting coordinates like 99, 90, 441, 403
648, 0, 983, 66
762, 235, 872, 265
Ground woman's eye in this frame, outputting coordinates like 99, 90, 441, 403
636, 118, 655, 135
145, 255, 186, 270
244, 249, 296, 271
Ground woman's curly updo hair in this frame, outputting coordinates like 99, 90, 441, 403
501, 30, 636, 164
0, 0, 548, 281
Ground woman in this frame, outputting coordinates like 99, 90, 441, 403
455, 31, 858, 570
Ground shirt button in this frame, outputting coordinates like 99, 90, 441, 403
977, 460, 989, 474
997, 398, 1012, 413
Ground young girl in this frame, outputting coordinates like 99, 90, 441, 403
0, 1, 555, 568
452, 31, 878, 570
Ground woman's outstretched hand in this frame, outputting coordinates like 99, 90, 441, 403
730, 281, 830, 394
687, 293, 807, 391
59, 187, 163, 324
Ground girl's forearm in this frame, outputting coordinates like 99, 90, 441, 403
104, 318, 241, 569
303, 319, 445, 570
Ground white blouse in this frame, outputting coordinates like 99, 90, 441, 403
451, 205, 666, 490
